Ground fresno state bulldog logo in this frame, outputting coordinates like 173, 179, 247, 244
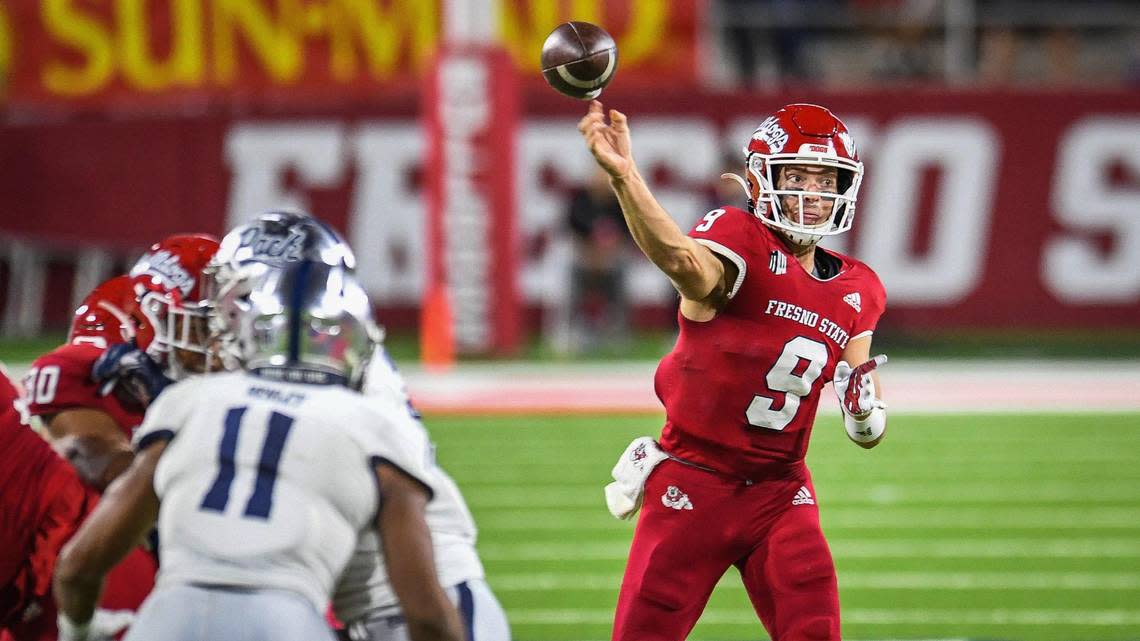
630, 442, 648, 466
661, 485, 693, 511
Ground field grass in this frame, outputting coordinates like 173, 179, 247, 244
425, 412, 1140, 641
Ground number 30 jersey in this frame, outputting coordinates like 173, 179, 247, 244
132, 371, 434, 612
655, 206, 886, 480
25, 343, 144, 437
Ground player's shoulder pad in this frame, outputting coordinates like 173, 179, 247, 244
131, 374, 207, 450
689, 205, 764, 258
32, 343, 102, 374
831, 249, 887, 303
688, 205, 757, 236
343, 394, 432, 475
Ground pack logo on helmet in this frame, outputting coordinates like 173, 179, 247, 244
237, 227, 306, 265
751, 116, 789, 154
133, 250, 196, 297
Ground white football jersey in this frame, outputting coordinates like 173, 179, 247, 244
133, 371, 434, 612
332, 347, 484, 622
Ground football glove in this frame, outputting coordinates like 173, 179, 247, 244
91, 342, 172, 409
833, 354, 887, 419
57, 609, 135, 641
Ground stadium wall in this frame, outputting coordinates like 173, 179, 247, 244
2, 88, 1139, 335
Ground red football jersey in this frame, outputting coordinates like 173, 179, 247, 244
23, 344, 144, 438
0, 371, 156, 639
0, 370, 92, 630
655, 206, 886, 480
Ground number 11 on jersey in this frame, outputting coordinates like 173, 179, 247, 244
201, 407, 294, 519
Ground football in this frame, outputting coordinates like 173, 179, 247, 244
540, 21, 618, 100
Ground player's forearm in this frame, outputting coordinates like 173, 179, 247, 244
55, 445, 163, 624
609, 167, 714, 298
54, 568, 103, 625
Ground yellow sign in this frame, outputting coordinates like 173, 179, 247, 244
32, 0, 438, 97
0, 5, 10, 86
12, 0, 695, 103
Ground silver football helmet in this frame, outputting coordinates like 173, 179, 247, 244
205, 210, 362, 373
211, 258, 378, 389
204, 210, 356, 296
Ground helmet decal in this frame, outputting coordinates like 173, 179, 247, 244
131, 249, 197, 297
235, 226, 307, 266
750, 116, 790, 154
837, 130, 856, 157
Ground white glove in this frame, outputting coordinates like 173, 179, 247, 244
833, 355, 887, 419
58, 609, 136, 641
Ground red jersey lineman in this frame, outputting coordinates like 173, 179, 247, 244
0, 371, 152, 641
581, 101, 888, 641
24, 276, 147, 491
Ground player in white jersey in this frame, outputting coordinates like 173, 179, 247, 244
332, 350, 509, 641
207, 211, 510, 641
53, 258, 464, 641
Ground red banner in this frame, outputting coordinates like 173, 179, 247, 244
423, 45, 520, 356
2, 0, 699, 110
1, 88, 1138, 333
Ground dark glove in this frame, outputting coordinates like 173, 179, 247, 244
92, 342, 173, 409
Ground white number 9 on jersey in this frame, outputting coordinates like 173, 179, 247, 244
746, 336, 829, 431
694, 209, 726, 232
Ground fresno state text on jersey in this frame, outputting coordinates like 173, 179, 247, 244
654, 206, 885, 480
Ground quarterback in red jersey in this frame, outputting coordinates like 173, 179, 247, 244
0, 370, 151, 641
25, 234, 220, 491
581, 101, 887, 641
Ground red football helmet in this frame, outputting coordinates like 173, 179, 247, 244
741, 104, 864, 247
68, 275, 145, 349
129, 233, 220, 378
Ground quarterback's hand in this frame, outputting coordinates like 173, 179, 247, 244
578, 100, 633, 180
92, 342, 172, 409
57, 609, 135, 641
833, 355, 887, 418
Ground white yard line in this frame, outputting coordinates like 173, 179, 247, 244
488, 571, 1140, 591
505, 608, 1140, 626
478, 538, 1140, 561
472, 506, 1140, 529
464, 480, 1140, 506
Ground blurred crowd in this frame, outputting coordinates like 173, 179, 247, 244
713, 0, 1140, 87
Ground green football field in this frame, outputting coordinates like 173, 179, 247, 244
424, 412, 1140, 641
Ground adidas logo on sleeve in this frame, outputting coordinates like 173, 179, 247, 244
792, 486, 815, 506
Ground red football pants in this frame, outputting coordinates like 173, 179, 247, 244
612, 459, 840, 641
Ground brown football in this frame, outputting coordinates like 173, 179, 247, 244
540, 21, 618, 100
